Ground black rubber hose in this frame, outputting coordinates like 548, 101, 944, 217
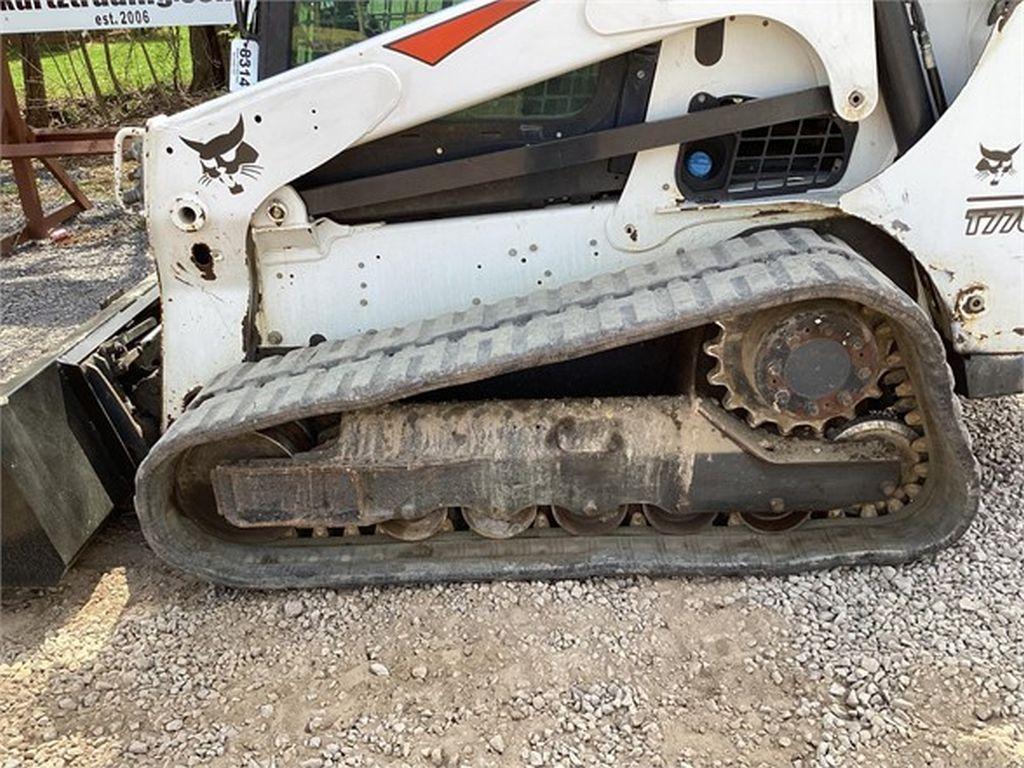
874, 0, 935, 155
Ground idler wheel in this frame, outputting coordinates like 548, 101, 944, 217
174, 424, 310, 541
739, 510, 811, 534
378, 508, 449, 541
551, 504, 627, 535
639, 504, 716, 535
462, 506, 538, 539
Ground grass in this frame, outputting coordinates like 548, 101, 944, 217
8, 30, 194, 100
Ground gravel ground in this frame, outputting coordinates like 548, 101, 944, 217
0, 161, 150, 384
1, 167, 1022, 768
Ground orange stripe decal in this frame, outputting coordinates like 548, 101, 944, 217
386, 0, 540, 66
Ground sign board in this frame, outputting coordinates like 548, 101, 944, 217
1, 0, 235, 33
229, 37, 258, 91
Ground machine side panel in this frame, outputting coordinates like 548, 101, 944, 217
145, 0, 881, 422
841, 10, 1024, 355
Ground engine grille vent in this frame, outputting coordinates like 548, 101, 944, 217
729, 116, 850, 195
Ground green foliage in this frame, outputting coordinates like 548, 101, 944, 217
8, 29, 194, 100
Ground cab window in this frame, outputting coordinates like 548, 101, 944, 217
290, 0, 600, 120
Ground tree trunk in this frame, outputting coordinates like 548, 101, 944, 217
167, 28, 182, 92
18, 33, 48, 127
61, 32, 90, 100
76, 33, 109, 119
188, 27, 226, 93
99, 31, 124, 96
134, 30, 160, 87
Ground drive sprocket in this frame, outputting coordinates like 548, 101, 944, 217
705, 300, 893, 435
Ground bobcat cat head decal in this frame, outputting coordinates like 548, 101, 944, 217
181, 116, 262, 195
975, 143, 1019, 187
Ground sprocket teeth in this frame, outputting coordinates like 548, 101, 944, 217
703, 331, 725, 354
744, 411, 765, 429
883, 369, 908, 386
836, 408, 859, 425
773, 419, 798, 436
724, 392, 744, 411
893, 397, 917, 413
706, 301, 894, 436
707, 363, 727, 387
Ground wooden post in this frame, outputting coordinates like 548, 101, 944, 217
1, 43, 93, 257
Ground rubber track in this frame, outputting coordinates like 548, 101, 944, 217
135, 229, 979, 587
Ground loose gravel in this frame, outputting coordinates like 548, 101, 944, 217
742, 396, 1024, 767
1, 172, 1022, 767
0, 164, 150, 384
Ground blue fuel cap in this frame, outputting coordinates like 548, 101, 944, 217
685, 150, 714, 179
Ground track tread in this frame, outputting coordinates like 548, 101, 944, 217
136, 229, 979, 588
196, 232, 844, 405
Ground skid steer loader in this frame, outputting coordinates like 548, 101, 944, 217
3, 0, 1022, 588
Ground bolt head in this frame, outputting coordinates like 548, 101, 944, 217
267, 202, 287, 222
963, 293, 986, 314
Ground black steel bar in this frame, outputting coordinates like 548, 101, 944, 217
302, 86, 832, 216
256, 0, 295, 79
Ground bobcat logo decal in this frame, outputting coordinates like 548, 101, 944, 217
975, 143, 1019, 187
181, 116, 262, 195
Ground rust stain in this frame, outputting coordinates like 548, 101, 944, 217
953, 284, 989, 324
928, 263, 956, 282
344, 467, 369, 515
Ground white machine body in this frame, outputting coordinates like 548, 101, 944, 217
129, 0, 1022, 423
